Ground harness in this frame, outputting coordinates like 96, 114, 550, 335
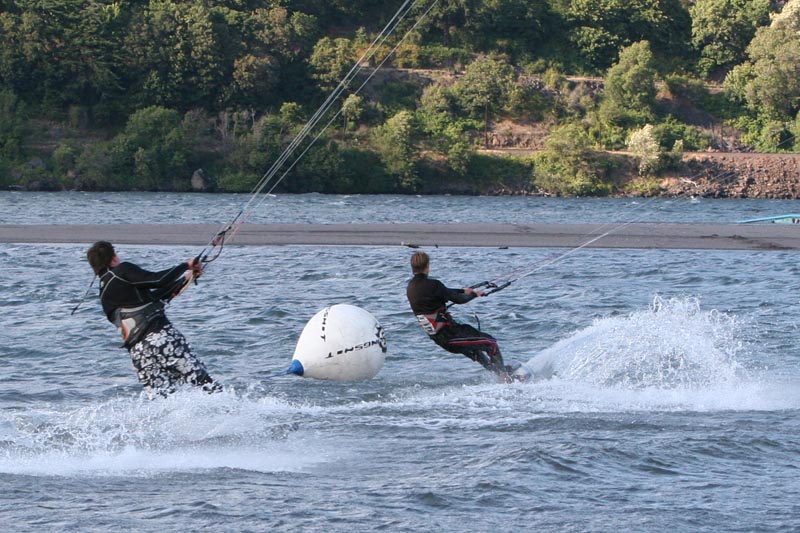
114, 301, 166, 348
99, 269, 168, 348
415, 309, 453, 336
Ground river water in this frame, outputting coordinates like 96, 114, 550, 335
1, 192, 799, 532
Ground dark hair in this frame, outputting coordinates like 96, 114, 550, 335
87, 241, 115, 274
410, 251, 429, 274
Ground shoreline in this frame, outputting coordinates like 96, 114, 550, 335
1, 223, 799, 250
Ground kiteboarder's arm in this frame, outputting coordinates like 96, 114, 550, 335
445, 285, 481, 305
115, 262, 190, 289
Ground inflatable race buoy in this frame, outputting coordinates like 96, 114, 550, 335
286, 304, 387, 381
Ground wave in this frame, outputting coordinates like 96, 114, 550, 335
3, 296, 797, 478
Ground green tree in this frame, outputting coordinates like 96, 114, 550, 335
309, 36, 355, 92
690, 0, 771, 79
416, 84, 454, 135
371, 110, 418, 188
412, 0, 477, 48
125, 1, 226, 110
225, 7, 319, 109
0, 0, 123, 112
725, 1, 800, 121
566, 0, 692, 72
466, 0, 561, 60
106, 106, 192, 190
0, 89, 25, 161
792, 111, 800, 151
341, 93, 363, 134
451, 56, 516, 146
533, 123, 612, 196
216, 103, 310, 192
600, 41, 658, 128
415, 84, 478, 174
442, 124, 475, 175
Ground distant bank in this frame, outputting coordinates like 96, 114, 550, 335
2, 223, 799, 251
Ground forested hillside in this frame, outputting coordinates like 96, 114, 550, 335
1, 0, 798, 195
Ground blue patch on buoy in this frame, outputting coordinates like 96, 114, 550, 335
286, 359, 304, 376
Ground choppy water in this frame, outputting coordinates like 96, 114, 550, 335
2, 193, 800, 532
2, 190, 800, 225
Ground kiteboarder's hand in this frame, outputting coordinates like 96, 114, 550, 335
188, 258, 204, 279
464, 287, 485, 297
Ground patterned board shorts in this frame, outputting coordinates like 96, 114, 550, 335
128, 323, 220, 397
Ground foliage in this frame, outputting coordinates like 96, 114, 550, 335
450, 56, 516, 119
722, 0, 800, 149
337, 147, 395, 193
74, 106, 196, 190
725, 3, 800, 122
732, 115, 796, 152
443, 127, 475, 176
793, 112, 800, 151
371, 110, 418, 188
373, 80, 422, 118
625, 176, 663, 196
0, 89, 25, 161
627, 124, 660, 176
415, 84, 480, 175
0, 0, 123, 115
215, 106, 305, 192
226, 8, 319, 109
600, 41, 658, 128
414, 45, 472, 70
341, 94, 363, 133
0, 0, 795, 193
690, 0, 771, 79
651, 117, 710, 152
290, 141, 347, 193
309, 36, 355, 92
465, 0, 562, 61
533, 123, 614, 196
663, 74, 708, 102
466, 152, 535, 190
566, 0, 692, 73
445, 55, 518, 160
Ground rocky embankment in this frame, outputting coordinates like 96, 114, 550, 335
663, 152, 800, 199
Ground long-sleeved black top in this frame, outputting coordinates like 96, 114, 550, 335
406, 273, 476, 315
98, 261, 188, 323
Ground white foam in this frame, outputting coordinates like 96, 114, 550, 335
517, 295, 800, 412
0, 388, 335, 477
0, 444, 326, 477
378, 296, 800, 417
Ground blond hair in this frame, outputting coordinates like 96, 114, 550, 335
410, 251, 429, 273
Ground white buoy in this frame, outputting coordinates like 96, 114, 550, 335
286, 304, 387, 381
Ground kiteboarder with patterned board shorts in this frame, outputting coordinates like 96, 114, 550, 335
86, 241, 221, 397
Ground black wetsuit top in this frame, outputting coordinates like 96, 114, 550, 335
406, 273, 476, 316
98, 261, 188, 332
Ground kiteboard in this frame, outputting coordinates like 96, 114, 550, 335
504, 361, 533, 383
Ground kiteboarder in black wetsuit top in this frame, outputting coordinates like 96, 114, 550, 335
86, 241, 221, 397
406, 251, 512, 382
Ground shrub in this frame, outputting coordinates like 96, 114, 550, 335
533, 150, 613, 196
627, 124, 660, 175
106, 106, 193, 190
0, 89, 26, 161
